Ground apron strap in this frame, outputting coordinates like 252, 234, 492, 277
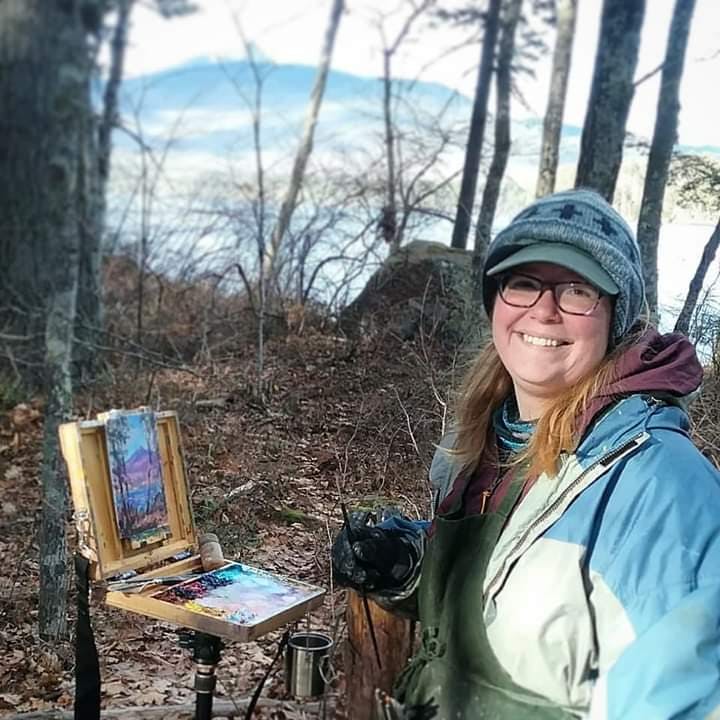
74, 553, 101, 720
494, 470, 526, 520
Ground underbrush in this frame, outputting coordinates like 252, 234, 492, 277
690, 369, 720, 469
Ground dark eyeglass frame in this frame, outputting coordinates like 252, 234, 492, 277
497, 272, 604, 316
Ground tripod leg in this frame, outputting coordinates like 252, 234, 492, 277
192, 633, 223, 720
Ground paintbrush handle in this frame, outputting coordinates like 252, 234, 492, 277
341, 502, 355, 543
340, 503, 384, 670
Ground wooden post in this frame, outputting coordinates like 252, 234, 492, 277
344, 591, 415, 719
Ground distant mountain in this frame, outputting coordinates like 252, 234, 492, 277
117, 57, 473, 155
125, 446, 158, 477
116, 57, 720, 162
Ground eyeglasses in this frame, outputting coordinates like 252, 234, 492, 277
497, 272, 603, 315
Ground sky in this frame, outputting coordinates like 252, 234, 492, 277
124, 0, 720, 148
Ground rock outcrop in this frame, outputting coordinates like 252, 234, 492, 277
340, 240, 489, 348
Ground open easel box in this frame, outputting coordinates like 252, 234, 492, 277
59, 409, 325, 643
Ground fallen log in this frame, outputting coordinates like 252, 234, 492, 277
3, 697, 321, 720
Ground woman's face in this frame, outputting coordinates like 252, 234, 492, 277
491, 262, 613, 420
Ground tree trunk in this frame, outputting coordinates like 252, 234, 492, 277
380, 0, 433, 253
0, 0, 101, 642
0, 2, 60, 372
344, 592, 415, 720
450, 0, 502, 250
673, 217, 720, 336
382, 48, 399, 250
0, 0, 101, 383
474, 0, 523, 258
575, 0, 646, 201
636, 0, 696, 317
535, 0, 577, 198
34, 0, 100, 642
264, 0, 345, 293
75, 0, 135, 376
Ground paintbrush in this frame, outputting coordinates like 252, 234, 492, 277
341, 502, 383, 670
105, 573, 199, 593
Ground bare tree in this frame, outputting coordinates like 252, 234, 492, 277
575, 0, 646, 200
264, 0, 345, 291
474, 0, 523, 257
74, 0, 136, 377
669, 154, 720, 336
674, 220, 720, 337
375, 0, 435, 252
535, 0, 577, 198
0, 0, 103, 642
636, 0, 697, 317
450, 0, 502, 250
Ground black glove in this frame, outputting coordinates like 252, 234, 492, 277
332, 511, 416, 593
404, 700, 438, 720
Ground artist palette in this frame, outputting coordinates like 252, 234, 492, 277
109, 561, 324, 642
60, 409, 325, 642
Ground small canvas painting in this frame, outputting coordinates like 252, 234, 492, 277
104, 409, 170, 543
152, 563, 319, 626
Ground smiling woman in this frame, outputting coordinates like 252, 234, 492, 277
331, 188, 720, 720
490, 262, 613, 420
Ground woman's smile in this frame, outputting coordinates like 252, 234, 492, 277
516, 332, 571, 348
492, 262, 612, 419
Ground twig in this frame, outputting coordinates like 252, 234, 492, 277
79, 342, 201, 377
393, 386, 433, 513
3, 342, 22, 384
393, 387, 422, 463
0, 331, 31, 342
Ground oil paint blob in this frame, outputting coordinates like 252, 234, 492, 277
152, 564, 319, 625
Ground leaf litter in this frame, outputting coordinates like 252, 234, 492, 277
0, 330, 454, 718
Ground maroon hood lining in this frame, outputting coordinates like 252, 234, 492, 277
575, 328, 702, 439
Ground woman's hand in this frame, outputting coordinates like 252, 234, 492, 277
331, 511, 416, 593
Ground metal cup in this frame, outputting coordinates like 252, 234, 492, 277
285, 631, 334, 698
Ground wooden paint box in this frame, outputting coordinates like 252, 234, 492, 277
59, 410, 324, 642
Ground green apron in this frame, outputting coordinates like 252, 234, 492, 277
394, 474, 577, 720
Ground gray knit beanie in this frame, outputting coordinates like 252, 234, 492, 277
483, 188, 645, 341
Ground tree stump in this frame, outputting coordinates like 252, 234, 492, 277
344, 591, 415, 720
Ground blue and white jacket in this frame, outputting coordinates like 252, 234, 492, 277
383, 335, 720, 719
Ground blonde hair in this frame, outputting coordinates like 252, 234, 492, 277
453, 326, 646, 480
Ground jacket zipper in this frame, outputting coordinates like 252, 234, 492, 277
484, 431, 650, 601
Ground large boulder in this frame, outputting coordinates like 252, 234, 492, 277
340, 240, 489, 348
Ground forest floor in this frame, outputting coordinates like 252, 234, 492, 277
2, 292, 720, 720
0, 324, 459, 719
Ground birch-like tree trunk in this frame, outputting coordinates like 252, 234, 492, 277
36, 0, 100, 642
636, 0, 696, 317
450, 0, 502, 250
474, 0, 523, 258
535, 0, 577, 198
674, 217, 720, 336
263, 0, 345, 293
575, 0, 646, 201
0, 0, 101, 642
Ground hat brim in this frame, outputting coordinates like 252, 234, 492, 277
485, 243, 619, 295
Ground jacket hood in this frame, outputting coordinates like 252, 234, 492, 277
577, 328, 703, 441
